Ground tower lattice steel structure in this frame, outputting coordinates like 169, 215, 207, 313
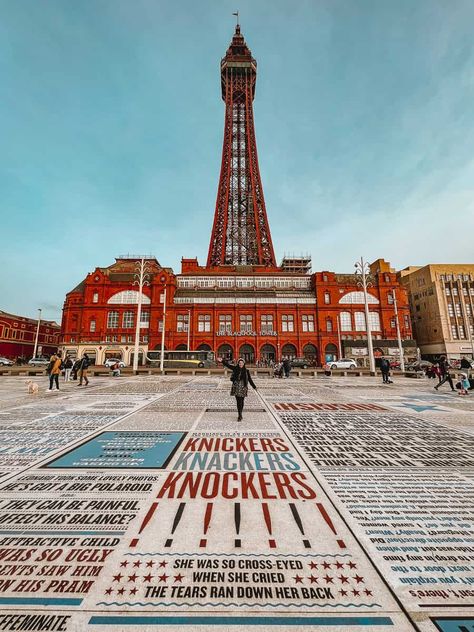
207, 25, 276, 268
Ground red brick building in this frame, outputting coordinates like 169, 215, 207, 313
0, 310, 60, 361
60, 26, 415, 366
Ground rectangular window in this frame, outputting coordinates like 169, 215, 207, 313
466, 304, 472, 316
445, 287, 450, 295
281, 314, 294, 332
326, 319, 332, 332
90, 320, 96, 332
121, 335, 126, 343
240, 314, 253, 332
198, 314, 211, 332
158, 320, 163, 333
123, 311, 134, 329
177, 314, 189, 332
219, 314, 232, 333
141, 334, 149, 343
324, 292, 330, 304
92, 292, 99, 303
105, 335, 111, 343
455, 303, 462, 317
451, 325, 458, 339
302, 314, 315, 332
404, 315, 410, 329
387, 293, 394, 304
447, 303, 454, 317
390, 318, 396, 328
127, 335, 134, 343
452, 286, 458, 296
140, 311, 150, 328
355, 312, 366, 331
459, 325, 466, 339
112, 335, 118, 343
261, 314, 274, 333
107, 311, 119, 329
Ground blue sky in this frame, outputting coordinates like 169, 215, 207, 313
1, 0, 474, 322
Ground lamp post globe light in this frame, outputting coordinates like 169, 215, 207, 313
354, 257, 376, 375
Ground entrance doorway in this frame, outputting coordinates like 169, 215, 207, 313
239, 344, 255, 365
260, 344, 276, 365
217, 344, 233, 361
281, 343, 297, 360
325, 343, 338, 363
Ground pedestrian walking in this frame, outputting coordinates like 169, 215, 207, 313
63, 355, 73, 382
47, 353, 62, 392
434, 355, 455, 392
221, 357, 257, 421
380, 357, 391, 384
71, 358, 81, 380
78, 353, 91, 387
283, 358, 292, 379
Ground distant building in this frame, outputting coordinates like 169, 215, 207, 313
398, 264, 474, 361
60, 26, 414, 367
0, 310, 60, 361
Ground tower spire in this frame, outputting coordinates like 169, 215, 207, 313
207, 26, 276, 268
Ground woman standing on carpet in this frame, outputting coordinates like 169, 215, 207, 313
221, 357, 257, 421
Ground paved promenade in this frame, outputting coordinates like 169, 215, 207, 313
0, 373, 472, 632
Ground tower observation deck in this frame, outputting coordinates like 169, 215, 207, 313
207, 25, 276, 268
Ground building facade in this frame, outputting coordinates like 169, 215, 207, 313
398, 264, 474, 361
0, 310, 60, 361
60, 25, 414, 366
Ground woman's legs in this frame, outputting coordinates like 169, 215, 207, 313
236, 396, 244, 420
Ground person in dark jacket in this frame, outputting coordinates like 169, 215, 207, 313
434, 355, 455, 391
71, 359, 81, 381
222, 357, 257, 421
380, 357, 391, 384
460, 357, 472, 370
282, 358, 292, 379
78, 354, 90, 387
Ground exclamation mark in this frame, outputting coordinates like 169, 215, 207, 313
234, 503, 241, 548
289, 503, 311, 548
165, 502, 186, 548
200, 503, 213, 547
262, 503, 276, 548
316, 502, 346, 548
129, 501, 159, 547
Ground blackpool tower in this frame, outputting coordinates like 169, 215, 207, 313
207, 24, 277, 268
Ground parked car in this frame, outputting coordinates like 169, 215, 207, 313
0, 357, 14, 366
104, 358, 126, 369
326, 358, 357, 370
389, 360, 401, 370
28, 357, 50, 366
291, 358, 311, 369
406, 360, 434, 375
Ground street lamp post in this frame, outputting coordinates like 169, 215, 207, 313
187, 309, 191, 351
132, 258, 150, 372
355, 257, 375, 375
392, 289, 405, 372
160, 284, 167, 373
33, 308, 42, 359
336, 312, 342, 360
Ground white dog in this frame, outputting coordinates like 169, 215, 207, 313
26, 380, 39, 395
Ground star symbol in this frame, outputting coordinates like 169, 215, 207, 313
339, 589, 348, 597
364, 589, 373, 597
133, 560, 141, 568
120, 561, 129, 568
353, 574, 364, 584
105, 587, 113, 595
338, 575, 349, 584
143, 573, 154, 582
335, 560, 344, 569
293, 575, 304, 584
128, 573, 138, 582
129, 587, 138, 595
146, 560, 155, 568
113, 573, 123, 583
174, 573, 185, 583
323, 574, 334, 584
159, 560, 168, 568
352, 589, 360, 597
117, 587, 125, 595
308, 575, 318, 584
159, 573, 169, 582
309, 561, 318, 570
347, 561, 357, 569
322, 561, 332, 570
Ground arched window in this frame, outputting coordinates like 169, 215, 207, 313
355, 312, 366, 331
339, 292, 379, 305
339, 312, 352, 331
107, 290, 151, 305
368, 312, 381, 331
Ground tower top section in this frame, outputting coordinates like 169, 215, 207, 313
220, 25, 257, 100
